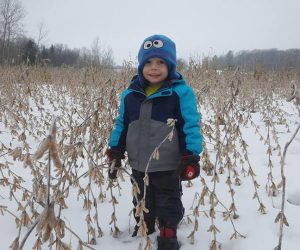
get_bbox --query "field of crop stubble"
[0,64,299,250]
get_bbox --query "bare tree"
[0,0,25,63]
[90,37,114,68]
[36,22,47,47]
[35,22,48,64]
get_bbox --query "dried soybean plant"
[183,66,298,249]
[274,80,300,250]
[188,69,248,249]
[16,119,96,250]
[0,66,126,249]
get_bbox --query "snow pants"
[131,169,184,229]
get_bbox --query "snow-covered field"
[1,76,300,250]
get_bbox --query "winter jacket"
[109,74,202,172]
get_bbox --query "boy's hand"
[105,149,125,180]
[176,155,200,181]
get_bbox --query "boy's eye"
[153,40,163,48]
[143,41,152,50]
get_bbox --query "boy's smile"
[142,57,168,85]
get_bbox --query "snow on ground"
[0,88,300,250]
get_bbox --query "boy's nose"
[150,63,159,69]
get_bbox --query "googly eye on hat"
[138,34,180,86]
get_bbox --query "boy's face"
[142,57,168,85]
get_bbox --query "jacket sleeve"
[174,85,203,156]
[108,89,129,153]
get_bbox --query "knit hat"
[138,34,179,86]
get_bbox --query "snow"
[1,84,300,250]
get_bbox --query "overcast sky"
[21,0,300,65]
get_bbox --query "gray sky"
[21,0,300,65]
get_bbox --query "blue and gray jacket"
[109,74,202,172]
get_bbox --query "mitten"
[105,149,125,180]
[176,155,200,181]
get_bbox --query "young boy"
[106,34,202,250]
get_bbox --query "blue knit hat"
[138,34,179,85]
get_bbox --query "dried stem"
[275,123,300,250]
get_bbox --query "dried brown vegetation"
[0,64,299,250]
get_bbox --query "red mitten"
[184,165,196,179]
[176,155,200,181]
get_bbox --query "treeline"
[1,0,300,70]
[4,36,300,70]
[2,32,300,70]
[1,36,115,68]
[204,49,300,71]
[21,38,115,68]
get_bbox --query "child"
[106,34,202,250]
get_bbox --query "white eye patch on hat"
[143,39,164,50]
